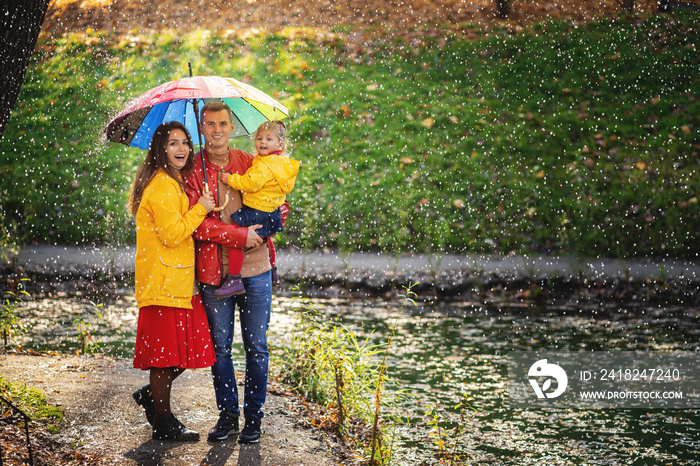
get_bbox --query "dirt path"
[0,353,340,465]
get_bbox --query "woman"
[128,121,216,441]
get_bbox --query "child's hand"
[219,171,230,184]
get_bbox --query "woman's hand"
[197,190,216,212]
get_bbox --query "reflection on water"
[17,291,700,465]
[312,298,700,465]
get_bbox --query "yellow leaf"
[635,161,647,170]
[400,157,413,164]
[453,199,466,209]
[535,171,545,179]
[681,125,691,135]
[420,117,435,129]
[366,83,378,91]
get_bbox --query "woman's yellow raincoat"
[135,170,208,309]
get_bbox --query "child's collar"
[259,150,283,156]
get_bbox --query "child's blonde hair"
[255,120,287,153]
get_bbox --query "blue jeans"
[200,271,272,420]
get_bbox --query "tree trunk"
[496,0,511,18]
[622,0,635,11]
[0,1,51,138]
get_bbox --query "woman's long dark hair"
[128,121,195,217]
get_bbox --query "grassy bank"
[1,13,698,258]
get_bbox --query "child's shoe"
[214,274,245,298]
[271,266,279,285]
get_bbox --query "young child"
[215,120,300,298]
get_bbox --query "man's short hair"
[201,100,233,122]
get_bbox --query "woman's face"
[255,129,283,156]
[165,129,190,171]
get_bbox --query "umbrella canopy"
[105,75,289,150]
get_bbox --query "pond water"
[14,289,700,465]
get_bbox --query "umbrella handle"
[204,182,230,212]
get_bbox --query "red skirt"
[133,294,216,370]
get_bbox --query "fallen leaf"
[420,117,435,128]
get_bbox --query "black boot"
[133,384,155,426]
[238,416,262,444]
[152,413,200,441]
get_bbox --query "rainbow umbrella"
[105,74,289,150]
[105,72,288,210]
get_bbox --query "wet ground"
[0,353,341,466]
[5,245,700,307]
[10,245,700,281]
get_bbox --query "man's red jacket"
[185,148,289,286]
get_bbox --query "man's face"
[200,109,234,152]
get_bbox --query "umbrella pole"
[191,98,207,187]
[188,63,229,212]
[189,63,208,188]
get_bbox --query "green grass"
[1,14,698,258]
[0,375,64,431]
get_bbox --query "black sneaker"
[133,384,155,426]
[238,417,262,444]
[207,411,239,441]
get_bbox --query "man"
[185,100,287,444]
